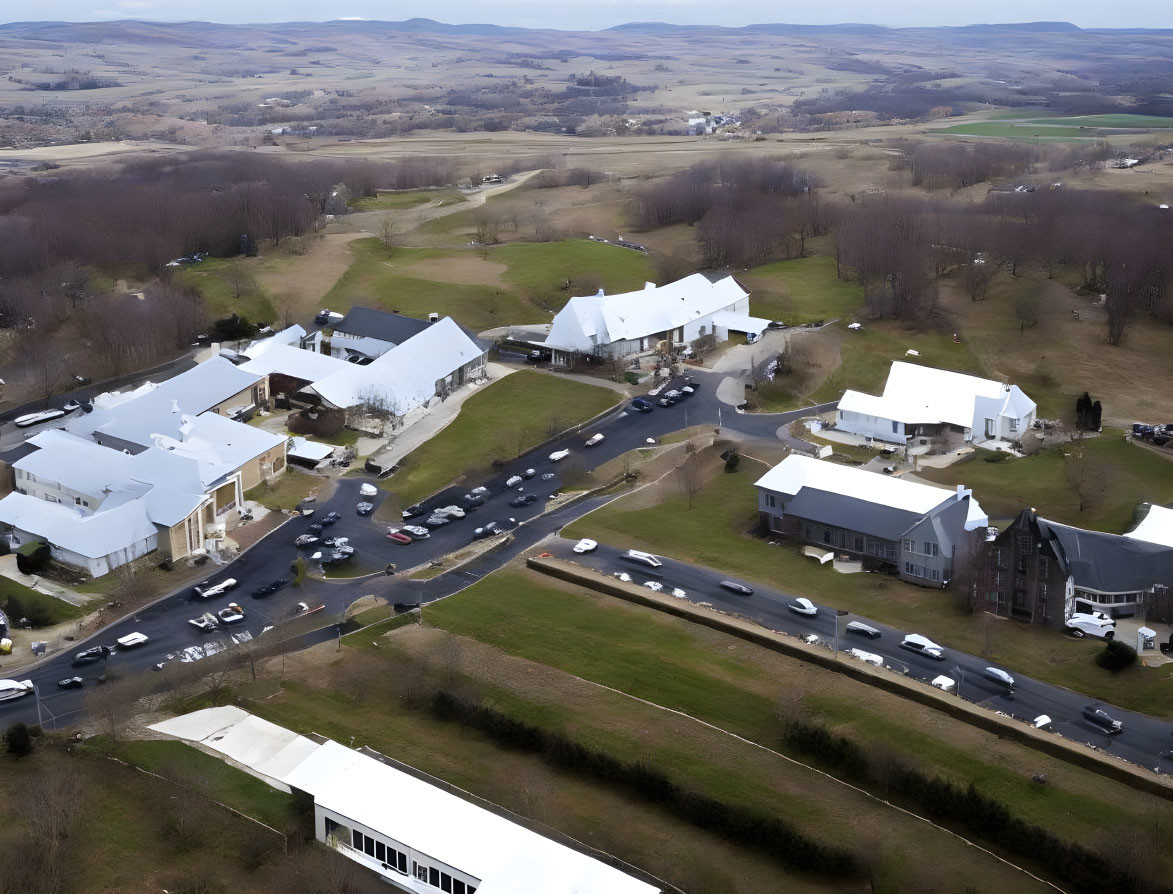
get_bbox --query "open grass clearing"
[173,257,278,324]
[739,254,864,324]
[383,370,617,505]
[933,123,1099,142]
[1022,114,1173,129]
[244,468,325,512]
[0,575,88,626]
[564,459,1173,718]
[351,189,467,212]
[919,432,1173,534]
[422,571,1171,878]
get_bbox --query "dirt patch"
[251,232,367,320]
[393,254,508,285]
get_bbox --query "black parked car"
[320,511,342,526]
[402,503,427,519]
[459,494,485,511]
[509,493,538,508]
[630,398,654,413]
[1082,704,1123,734]
[72,645,111,666]
[393,602,422,613]
[57,676,84,689]
[719,580,754,596]
[251,579,289,598]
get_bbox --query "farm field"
[384,369,618,505]
[563,454,1173,718]
[350,189,467,212]
[933,123,1099,142]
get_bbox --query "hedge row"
[780,718,1159,894]
[430,691,858,877]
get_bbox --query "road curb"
[526,556,1173,800]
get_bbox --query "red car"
[386,529,412,545]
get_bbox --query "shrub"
[15,541,50,574]
[4,722,33,756]
[724,452,741,472]
[1095,639,1137,672]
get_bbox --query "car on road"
[386,529,413,545]
[63,399,81,413]
[787,597,818,616]
[320,511,342,526]
[522,468,536,479]
[189,612,219,631]
[402,504,427,519]
[983,667,1015,689]
[680,385,697,396]
[849,649,884,667]
[57,676,84,690]
[356,502,374,516]
[72,645,111,666]
[506,474,524,488]
[459,493,485,511]
[719,580,753,596]
[657,395,676,408]
[436,505,466,519]
[622,549,662,568]
[630,398,654,413]
[469,486,490,497]
[612,571,633,583]
[402,525,430,539]
[251,579,288,598]
[549,449,571,462]
[643,580,664,592]
[393,602,422,613]
[116,632,149,649]
[1082,704,1124,734]
[218,603,245,624]
[540,472,556,481]
[0,679,34,702]
[584,433,605,448]
[424,514,452,528]
[572,538,597,554]
[308,522,324,533]
[295,534,319,547]
[473,522,502,539]
[899,633,945,660]
[193,578,238,600]
[509,493,538,507]
[845,621,881,639]
[73,373,92,385]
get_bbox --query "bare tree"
[378,214,395,253]
[676,441,703,510]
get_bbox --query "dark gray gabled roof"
[1039,517,1173,594]
[334,307,489,353]
[333,307,432,346]
[784,487,926,541]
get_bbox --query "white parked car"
[622,549,662,568]
[612,571,633,583]
[1065,612,1116,639]
[584,433,605,448]
[116,632,149,649]
[572,538,598,554]
[436,505,466,519]
[643,580,664,592]
[849,648,884,667]
[900,633,945,660]
[931,675,956,693]
[193,578,238,599]
[506,474,524,488]
[983,667,1015,689]
[670,588,687,599]
[0,678,34,702]
[786,597,818,616]
[549,448,571,462]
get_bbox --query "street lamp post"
[832,609,850,658]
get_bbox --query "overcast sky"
[3,0,1171,30]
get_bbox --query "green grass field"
[244,468,323,512]
[811,324,985,404]
[323,238,654,332]
[173,258,278,324]
[920,432,1173,533]
[934,123,1098,142]
[1020,114,1173,129]
[385,370,618,504]
[739,255,864,324]
[0,576,87,626]
[350,189,467,212]
[426,569,1171,859]
[564,463,1173,717]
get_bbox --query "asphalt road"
[539,538,1173,775]
[7,366,1169,778]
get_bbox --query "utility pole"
[833,609,849,659]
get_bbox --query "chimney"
[428,313,439,323]
[596,288,606,297]
[171,400,181,414]
[955,484,971,502]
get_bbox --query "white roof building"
[755,455,987,588]
[149,708,661,894]
[542,274,766,362]
[836,361,1036,446]
[1125,504,1173,549]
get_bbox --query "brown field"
[250,232,369,320]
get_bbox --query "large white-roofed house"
[755,455,988,587]
[835,361,1036,447]
[541,273,767,365]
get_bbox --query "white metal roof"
[544,274,748,351]
[238,342,352,381]
[287,436,335,462]
[708,311,772,335]
[243,324,307,358]
[755,454,975,516]
[310,316,484,411]
[149,706,321,793]
[1125,504,1173,549]
[0,491,158,559]
[283,739,659,894]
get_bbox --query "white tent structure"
[1124,504,1173,549]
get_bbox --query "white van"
[1065,612,1116,639]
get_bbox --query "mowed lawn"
[739,254,864,324]
[564,463,1173,717]
[350,189,467,211]
[426,569,1172,858]
[173,257,278,324]
[386,370,618,504]
[920,432,1173,533]
[323,238,654,331]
